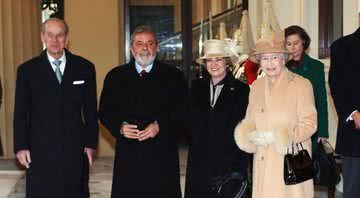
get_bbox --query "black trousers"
[342,156,360,198]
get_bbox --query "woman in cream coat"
[234,32,317,198]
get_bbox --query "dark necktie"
[140,69,147,77]
[53,60,62,83]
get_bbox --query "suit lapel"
[39,51,62,87]
[200,78,211,108]
[61,51,73,87]
[212,75,236,110]
[193,78,210,110]
[212,82,230,110]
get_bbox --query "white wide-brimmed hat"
[197,39,232,64]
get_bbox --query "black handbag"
[313,142,340,186]
[211,172,250,198]
[284,143,313,185]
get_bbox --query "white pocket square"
[73,80,85,85]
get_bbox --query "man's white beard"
[134,50,156,67]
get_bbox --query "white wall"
[65,0,123,156]
[343,0,359,36]
[249,0,319,57]
[249,0,359,58]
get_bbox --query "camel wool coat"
[235,69,317,198]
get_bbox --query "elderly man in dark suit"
[13,18,98,198]
[329,27,360,198]
[99,25,187,198]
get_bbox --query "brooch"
[288,74,295,82]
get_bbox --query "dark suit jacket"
[185,73,251,198]
[13,49,98,198]
[99,60,187,198]
[329,27,360,157]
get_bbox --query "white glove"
[248,131,274,146]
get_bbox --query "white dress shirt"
[135,61,153,74]
[47,51,66,75]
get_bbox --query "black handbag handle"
[287,142,305,154]
[317,141,339,161]
[321,141,335,153]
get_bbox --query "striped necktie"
[53,60,62,83]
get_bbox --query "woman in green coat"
[285,25,329,151]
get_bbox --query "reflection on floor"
[3,146,342,197]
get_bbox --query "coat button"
[261,156,264,160]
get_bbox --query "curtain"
[0,0,41,158]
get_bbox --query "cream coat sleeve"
[293,79,317,143]
[234,87,257,153]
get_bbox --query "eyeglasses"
[259,54,283,63]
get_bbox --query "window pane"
[128,0,183,69]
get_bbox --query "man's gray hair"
[130,25,157,45]
[41,17,69,35]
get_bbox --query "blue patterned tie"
[53,60,62,83]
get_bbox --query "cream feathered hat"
[198,39,241,65]
[249,31,290,63]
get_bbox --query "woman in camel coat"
[234,32,317,198]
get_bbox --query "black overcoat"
[98,61,187,198]
[329,27,360,157]
[13,50,99,198]
[185,74,252,198]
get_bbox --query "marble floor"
[2,146,342,198]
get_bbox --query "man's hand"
[121,123,140,139]
[16,150,31,169]
[84,147,95,167]
[138,122,160,141]
[352,111,360,129]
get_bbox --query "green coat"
[286,53,329,151]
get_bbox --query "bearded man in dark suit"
[13,18,98,198]
[99,25,187,198]
[329,27,360,198]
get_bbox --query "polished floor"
[2,146,342,198]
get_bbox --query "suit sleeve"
[98,71,123,139]
[82,63,99,149]
[154,69,188,143]
[293,79,318,143]
[238,84,250,121]
[329,40,356,122]
[312,63,329,138]
[172,70,189,129]
[13,65,30,153]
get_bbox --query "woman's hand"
[317,137,328,144]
